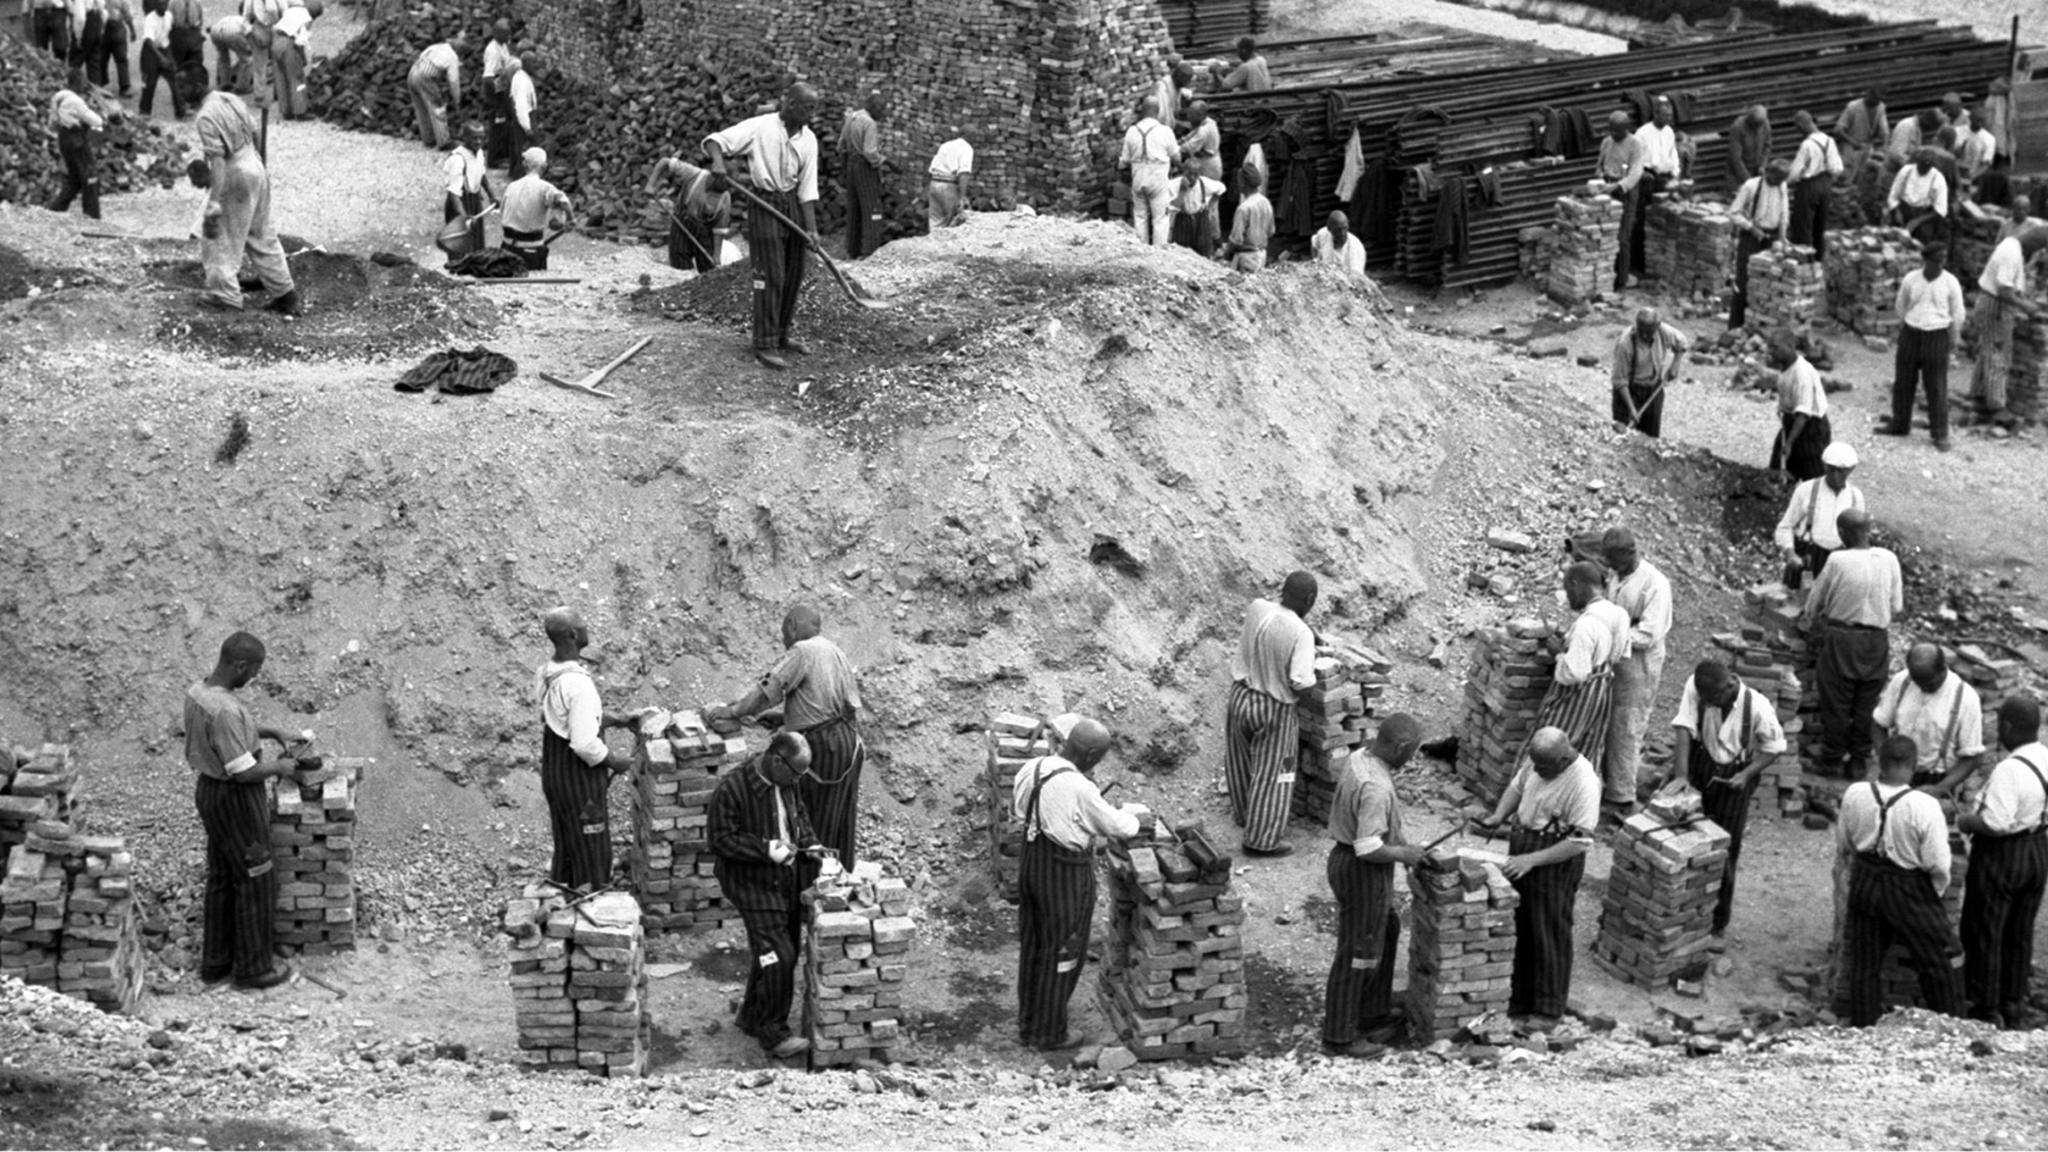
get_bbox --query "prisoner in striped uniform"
[1671,658,1788,935]
[1011,714,1155,1050]
[185,631,306,990]
[1956,697,2047,1028]
[710,731,828,1059]
[1837,736,1963,1026]
[704,83,822,371]
[1537,561,1629,800]
[710,605,866,869]
[1226,571,1319,858]
[1601,528,1672,816]
[838,92,887,258]
[1323,714,1433,1056]
[535,607,626,892]
[1873,642,1986,795]
[1480,727,1599,1030]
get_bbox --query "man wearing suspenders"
[1670,659,1788,935]
[1476,727,1600,1031]
[1873,642,1987,796]
[1010,714,1156,1051]
[1835,735,1963,1026]
[1957,697,2048,1028]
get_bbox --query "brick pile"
[270,759,365,953]
[984,712,1054,904]
[503,887,651,1077]
[1097,820,1247,1061]
[1644,196,1737,297]
[1544,194,1624,305]
[1404,848,1520,1040]
[630,709,747,932]
[1518,224,1556,286]
[1743,244,1825,333]
[1455,619,1556,800]
[1944,642,2030,732]
[0,826,145,1014]
[2003,313,2047,421]
[802,860,913,1068]
[0,745,80,855]
[1822,226,1918,339]
[1712,586,1814,816]
[1292,637,1393,824]
[1592,812,1731,989]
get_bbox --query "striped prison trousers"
[1323,845,1399,1045]
[1016,835,1096,1048]
[1507,825,1586,1018]
[1225,680,1299,852]
[736,898,804,1048]
[195,774,278,982]
[1960,830,2047,1021]
[1535,668,1612,783]
[1693,765,1764,935]
[540,726,612,890]
[1842,851,1963,1026]
[746,186,807,351]
[797,716,865,871]
[842,154,885,258]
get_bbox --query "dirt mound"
[0,244,98,300]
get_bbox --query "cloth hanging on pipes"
[1435,174,1470,267]
[1621,88,1654,123]
[1324,90,1350,144]
[1273,117,1318,237]
[1664,90,1700,125]
[1353,158,1397,258]
[1537,105,1595,159]
[1475,170,1503,208]
[1389,106,1452,163]
[1410,163,1441,197]
[1335,127,1364,202]
[395,347,519,395]
[445,247,531,279]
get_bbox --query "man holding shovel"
[704,82,822,371]
[645,151,732,273]
[1608,306,1689,438]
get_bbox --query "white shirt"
[1607,561,1673,670]
[1730,176,1789,234]
[705,112,820,202]
[443,145,487,197]
[1778,356,1827,419]
[273,2,308,45]
[414,41,460,87]
[535,660,606,766]
[1311,228,1366,279]
[1119,117,1180,193]
[1894,268,1966,333]
[1980,236,2027,297]
[1805,547,1905,630]
[1672,679,1788,765]
[1887,165,1949,216]
[1232,598,1315,703]
[929,137,974,179]
[1960,126,1997,177]
[501,172,569,233]
[1555,599,1631,684]
[482,38,510,79]
[1872,670,1985,777]
[1633,122,1680,175]
[1500,756,1601,842]
[1011,756,1140,852]
[1974,743,2048,835]
[1836,780,1952,895]
[49,88,104,130]
[1786,130,1844,182]
[507,69,535,129]
[1774,477,1865,551]
[139,8,168,46]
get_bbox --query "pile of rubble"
[630,710,747,931]
[503,887,651,1077]
[1405,849,1520,1040]
[1097,819,1246,1061]
[1822,226,1918,340]
[802,860,914,1068]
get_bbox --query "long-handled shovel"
[723,180,887,310]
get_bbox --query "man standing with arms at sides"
[1670,658,1788,936]
[709,732,830,1060]
[185,631,306,991]
[1956,697,2047,1028]
[1118,96,1179,248]
[1594,110,1644,292]
[407,28,464,151]
[838,91,887,258]
[1609,307,1688,438]
[704,82,822,372]
[1837,736,1963,1025]
[1785,109,1845,255]
[1628,96,1681,278]
[1323,714,1431,1056]
[1477,728,1600,1031]
[1601,527,1671,820]
[1012,715,1155,1051]
[1882,243,1965,451]
[1220,162,1273,272]
[707,605,865,869]
[503,54,536,178]
[481,19,513,167]
[1802,510,1902,779]
[1773,442,1863,588]
[1873,642,1986,796]
[1538,561,1631,802]
[1226,571,1318,858]
[1725,160,1789,330]
[534,607,629,892]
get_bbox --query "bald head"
[1140,94,1161,119]
[1905,642,1945,692]
[1280,570,1319,617]
[1529,727,1576,777]
[781,604,823,648]
[1058,716,1113,772]
[1836,509,1872,548]
[1372,713,1422,769]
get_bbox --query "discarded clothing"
[445,247,530,279]
[395,347,519,395]
[1435,174,1470,267]
[1334,127,1364,201]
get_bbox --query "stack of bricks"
[1404,849,1520,1040]
[0,837,65,988]
[630,709,747,932]
[503,887,651,1077]
[802,860,913,1068]
[1544,194,1624,305]
[1743,243,1825,334]
[1712,590,1813,816]
[2003,311,2048,421]
[1948,212,2009,289]
[0,824,144,1014]
[1519,224,1556,287]
[984,712,1054,903]
[270,759,364,953]
[1591,811,1731,989]
[1291,636,1393,823]
[1644,196,1737,298]
[1945,643,2030,735]
[0,745,79,855]
[1097,820,1247,1060]
[1455,619,1556,800]
[1822,226,1918,339]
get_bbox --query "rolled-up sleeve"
[1077,784,1141,841]
[558,674,608,766]
[210,706,260,777]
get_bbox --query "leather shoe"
[1873,421,1909,437]
[1934,437,1953,452]
[768,1036,811,1059]
[265,289,303,317]
[1242,842,1294,858]
[754,349,789,370]
[1322,1038,1388,1059]
[234,967,292,991]
[1034,1030,1088,1052]
[779,339,811,356]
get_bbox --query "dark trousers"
[1843,853,1962,1026]
[1771,411,1831,481]
[736,899,802,1046]
[746,187,807,351]
[1627,171,1668,275]
[506,119,530,180]
[504,226,548,272]
[443,189,485,253]
[1815,623,1890,775]
[1892,326,1953,442]
[1017,836,1095,1048]
[1508,828,1584,1018]
[33,6,69,58]
[47,128,101,220]
[196,775,278,982]
[485,84,511,168]
[1693,765,1763,933]
[797,717,864,870]
[1612,184,1639,289]
[1224,681,1300,852]
[1729,230,1766,328]
[842,155,885,259]
[1612,382,1664,438]
[1323,846,1399,1044]
[1960,831,2047,1020]
[72,10,102,75]
[96,20,131,91]
[169,23,206,83]
[1790,176,1831,255]
[540,726,611,889]
[667,211,720,272]
[140,41,187,117]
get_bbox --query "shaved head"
[1564,560,1605,609]
[1879,735,1919,782]
[1280,570,1319,616]
[1529,727,1576,777]
[2000,696,2041,748]
[1372,713,1422,768]
[1060,716,1113,772]
[212,631,266,690]
[1836,509,1872,547]
[543,607,586,642]
[1905,642,1945,691]
[781,604,823,648]
[1601,526,1639,575]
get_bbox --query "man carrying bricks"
[1536,561,1630,817]
[535,607,631,892]
[1226,571,1319,858]
[1956,696,2047,1029]
[1802,510,1902,779]
[1670,658,1788,936]
[1837,735,1963,1025]
[1601,527,1672,820]
[1011,714,1155,1051]
[1873,642,1986,797]
[184,631,310,991]
[706,82,823,371]
[1476,727,1600,1031]
[708,604,866,869]
[1322,713,1433,1056]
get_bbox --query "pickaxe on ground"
[538,336,653,400]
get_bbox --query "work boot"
[265,289,303,317]
[1322,1038,1388,1059]
[754,349,789,370]
[767,1036,810,1059]
[1033,1030,1088,1052]
[1241,842,1293,859]
[779,338,810,356]
[234,967,292,991]
[1873,420,1909,437]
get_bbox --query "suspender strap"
[1023,758,1076,840]
[1868,782,1912,864]
[2012,751,2048,834]
[1936,680,1966,768]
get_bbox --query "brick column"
[984,712,1053,904]
[1592,814,1731,988]
[504,887,650,1076]
[803,862,913,1068]
[1096,822,1247,1060]
[1544,195,1623,305]
[1644,198,1737,298]
[1822,226,1916,339]
[1404,850,1520,1041]
[1744,244,1825,334]
[631,709,747,931]
[1291,638,1390,825]
[271,759,364,953]
[1457,620,1555,800]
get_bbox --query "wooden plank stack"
[1591,812,1731,988]
[984,712,1054,905]
[1743,243,1825,333]
[0,827,144,1015]
[1544,194,1624,305]
[1643,196,1737,298]
[1405,849,1520,1040]
[1456,620,1556,800]
[630,709,746,932]
[802,859,913,1069]
[270,759,365,954]
[1292,638,1393,823]
[503,887,651,1077]
[0,745,79,855]
[1822,226,1918,339]
[1097,820,1247,1061]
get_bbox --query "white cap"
[1822,442,1858,468]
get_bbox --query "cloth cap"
[522,147,546,170]
[1821,442,1858,469]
